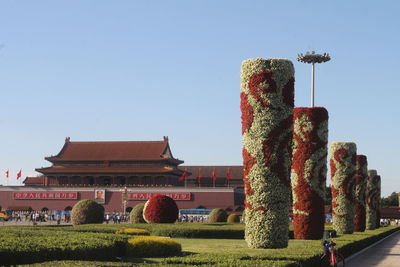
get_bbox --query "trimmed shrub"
[129,202,146,224]
[227,214,240,223]
[291,107,328,240]
[115,228,150,236]
[354,155,368,232]
[125,236,181,257]
[240,58,294,248]
[208,208,228,223]
[143,195,178,223]
[330,142,357,234]
[0,228,127,265]
[71,199,104,225]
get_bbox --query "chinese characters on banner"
[128,192,191,201]
[13,192,78,200]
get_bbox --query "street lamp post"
[297,51,331,107]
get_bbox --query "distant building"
[0,137,244,213]
[32,136,185,187]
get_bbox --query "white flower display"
[330,142,357,234]
[240,58,294,248]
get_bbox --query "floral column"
[330,142,357,234]
[375,175,381,228]
[240,58,294,248]
[291,107,328,239]
[354,155,368,232]
[366,170,378,230]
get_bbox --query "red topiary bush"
[143,195,178,223]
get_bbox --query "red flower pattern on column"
[291,107,328,240]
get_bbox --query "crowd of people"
[2,210,70,224]
[178,215,208,223]
[104,213,129,223]
[1,210,133,224]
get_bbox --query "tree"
[381,192,399,208]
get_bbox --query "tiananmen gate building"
[0,137,245,213]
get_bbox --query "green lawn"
[4,224,399,267]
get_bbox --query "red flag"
[226,170,232,180]
[178,171,187,182]
[197,169,201,184]
[16,170,22,179]
[5,169,9,178]
[212,170,217,182]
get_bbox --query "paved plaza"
[346,231,400,267]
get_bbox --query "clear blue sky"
[0,1,398,197]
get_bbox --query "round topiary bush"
[143,195,179,223]
[208,208,228,223]
[71,199,104,225]
[130,202,146,224]
[126,236,181,257]
[227,214,240,223]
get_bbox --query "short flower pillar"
[354,155,368,232]
[366,170,379,230]
[330,142,357,234]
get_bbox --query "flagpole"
[213,168,215,188]
[227,168,230,188]
[198,168,201,188]
[184,168,187,188]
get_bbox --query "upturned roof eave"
[35,167,185,176]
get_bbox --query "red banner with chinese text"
[128,192,191,201]
[13,192,78,200]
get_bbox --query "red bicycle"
[320,239,345,267]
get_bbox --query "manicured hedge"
[37,223,294,239]
[126,236,182,257]
[115,228,150,236]
[20,261,137,267]
[0,228,126,265]
[334,226,399,258]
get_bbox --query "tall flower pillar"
[240,58,294,248]
[330,142,357,234]
[291,107,328,239]
[354,155,368,232]
[375,175,381,228]
[366,170,378,230]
